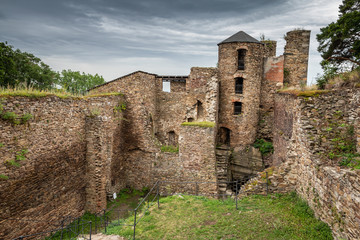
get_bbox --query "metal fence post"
[157,182,160,209]
[195,182,199,196]
[60,219,64,240]
[103,209,107,233]
[235,180,238,210]
[89,221,92,240]
[133,209,137,240]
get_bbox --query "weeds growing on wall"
[254,139,274,156]
[160,145,179,153]
[316,110,360,169]
[181,121,215,128]
[0,174,9,180]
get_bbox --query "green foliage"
[316,64,338,89]
[0,42,59,89]
[106,193,333,239]
[5,159,20,167]
[0,174,9,180]
[21,113,33,124]
[1,111,20,124]
[181,121,215,128]
[161,145,179,153]
[317,0,360,71]
[58,69,105,95]
[253,139,274,156]
[113,102,126,113]
[0,142,4,148]
[16,149,28,161]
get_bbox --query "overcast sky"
[1,0,342,85]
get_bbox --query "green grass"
[0,174,9,180]
[181,121,215,128]
[105,193,333,240]
[160,145,179,153]
[0,87,122,99]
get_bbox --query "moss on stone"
[181,121,215,128]
[0,87,122,99]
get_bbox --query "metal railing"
[11,177,267,240]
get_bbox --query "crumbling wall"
[258,55,284,143]
[0,95,123,239]
[243,89,360,239]
[284,30,311,87]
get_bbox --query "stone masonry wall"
[0,94,123,239]
[258,55,284,142]
[284,30,311,87]
[218,42,264,147]
[243,90,360,240]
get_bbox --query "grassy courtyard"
[105,192,333,240]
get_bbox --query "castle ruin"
[1,29,360,240]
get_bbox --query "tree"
[58,69,105,94]
[317,0,360,71]
[0,42,59,89]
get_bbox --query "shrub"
[253,139,274,156]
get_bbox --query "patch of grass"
[181,121,215,128]
[0,142,4,148]
[0,86,122,99]
[84,92,123,98]
[0,174,9,180]
[106,193,333,240]
[278,88,330,97]
[160,145,179,153]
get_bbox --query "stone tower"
[283,30,311,87]
[217,31,264,147]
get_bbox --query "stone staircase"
[215,145,232,196]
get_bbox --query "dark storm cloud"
[0,0,342,82]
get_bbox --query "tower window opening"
[234,102,242,115]
[237,49,246,70]
[235,77,244,94]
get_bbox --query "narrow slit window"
[237,49,246,70]
[235,77,243,94]
[234,102,242,115]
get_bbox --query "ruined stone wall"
[261,40,277,58]
[0,95,123,239]
[244,90,360,239]
[258,56,284,142]
[284,30,311,87]
[185,67,219,123]
[156,92,187,145]
[90,72,160,190]
[218,42,264,147]
[170,81,186,92]
[177,125,217,194]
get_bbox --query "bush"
[253,139,274,156]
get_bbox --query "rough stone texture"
[0,95,123,240]
[261,40,277,58]
[177,125,217,195]
[242,89,360,240]
[258,56,284,142]
[284,30,311,87]
[218,42,264,147]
